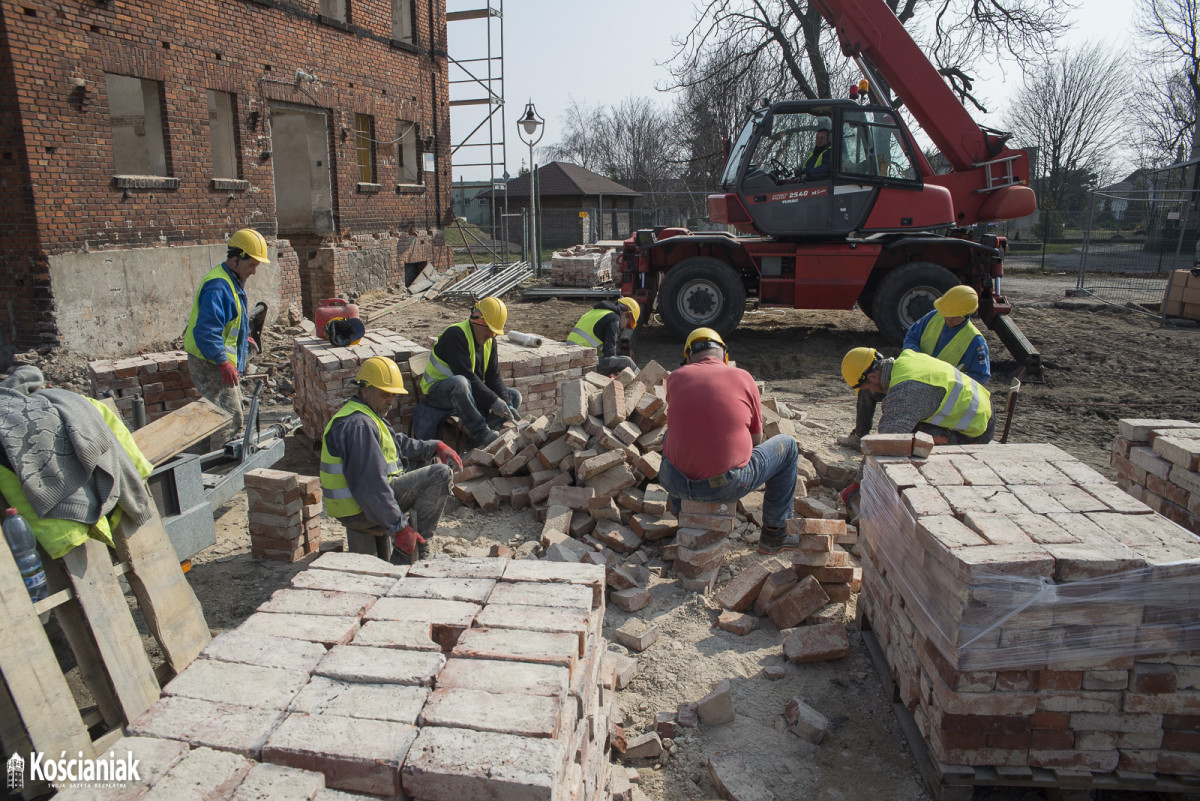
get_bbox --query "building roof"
[484,162,642,199]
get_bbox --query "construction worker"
[839,284,990,450]
[840,347,994,446]
[321,357,463,565]
[658,329,801,555]
[419,296,521,448]
[183,228,270,437]
[567,297,640,375]
[798,127,832,182]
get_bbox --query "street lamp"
[517,101,545,274]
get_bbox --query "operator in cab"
[796,127,832,182]
[839,285,990,451]
[567,298,640,376]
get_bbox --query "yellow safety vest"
[0,398,153,559]
[320,400,402,519]
[567,308,616,352]
[889,350,991,438]
[919,315,982,370]
[183,264,244,369]
[419,320,494,395]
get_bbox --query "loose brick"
[715,562,770,612]
[785,698,829,743]
[766,576,830,630]
[782,622,849,663]
[614,619,660,652]
[717,611,758,636]
[610,587,651,612]
[696,678,735,724]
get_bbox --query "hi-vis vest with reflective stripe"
[567,308,616,352]
[320,400,402,519]
[919,315,982,370]
[890,349,991,437]
[183,264,244,369]
[419,320,494,395]
[0,398,153,560]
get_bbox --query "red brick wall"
[0,0,451,349]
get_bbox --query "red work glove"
[394,525,425,556]
[217,361,239,387]
[435,441,463,470]
[248,336,259,353]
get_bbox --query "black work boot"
[757,524,800,555]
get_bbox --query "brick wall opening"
[105,73,168,176]
[404,260,427,287]
[206,90,239,180]
[270,104,335,238]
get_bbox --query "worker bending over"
[321,357,462,565]
[840,285,990,450]
[840,347,994,446]
[183,229,270,438]
[420,297,522,447]
[657,329,801,555]
[567,297,640,376]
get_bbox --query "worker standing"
[321,357,462,565]
[419,297,521,448]
[658,329,801,555]
[840,347,994,446]
[567,297,640,375]
[839,285,990,450]
[183,229,270,437]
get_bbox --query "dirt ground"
[22,271,1200,801]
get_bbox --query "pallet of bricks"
[551,246,614,287]
[1162,269,1200,321]
[87,350,201,425]
[55,554,622,801]
[1110,417,1200,535]
[856,433,1200,798]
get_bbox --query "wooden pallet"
[858,611,1200,801]
[0,504,210,798]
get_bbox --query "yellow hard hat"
[617,297,641,327]
[227,228,271,264]
[356,356,407,394]
[841,347,880,389]
[473,296,507,335]
[684,327,727,362]
[933,285,979,318]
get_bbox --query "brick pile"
[858,437,1200,777]
[246,469,323,562]
[118,554,619,800]
[1110,418,1200,535]
[493,337,598,420]
[87,351,200,425]
[550,247,613,287]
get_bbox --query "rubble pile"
[859,438,1200,776]
[93,554,620,801]
[1110,417,1200,535]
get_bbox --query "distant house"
[484,162,642,248]
[1097,170,1153,221]
[452,180,497,229]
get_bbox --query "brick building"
[0,0,452,357]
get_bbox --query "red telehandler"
[618,0,1042,377]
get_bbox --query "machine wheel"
[872,261,959,344]
[657,257,747,338]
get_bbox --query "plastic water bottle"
[3,508,48,602]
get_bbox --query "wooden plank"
[114,505,211,672]
[0,680,50,799]
[61,539,159,722]
[0,540,94,761]
[132,398,231,466]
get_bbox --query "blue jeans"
[425,375,521,442]
[658,434,798,529]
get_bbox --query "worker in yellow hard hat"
[321,356,463,565]
[567,297,641,376]
[183,228,271,439]
[839,346,994,446]
[658,329,801,556]
[419,296,521,447]
[839,284,991,450]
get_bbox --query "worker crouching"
[657,329,801,555]
[567,297,640,376]
[321,357,463,565]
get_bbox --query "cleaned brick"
[289,676,429,724]
[263,714,417,797]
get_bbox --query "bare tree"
[542,100,606,173]
[1133,0,1199,171]
[1004,42,1131,215]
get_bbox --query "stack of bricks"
[1110,418,1200,535]
[115,554,618,801]
[290,328,424,440]
[858,435,1200,778]
[246,469,322,562]
[493,337,598,419]
[87,350,200,425]
[550,248,613,287]
[672,500,737,593]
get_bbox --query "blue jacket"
[903,310,990,384]
[192,265,249,369]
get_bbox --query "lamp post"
[517,101,545,275]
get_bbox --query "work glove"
[217,361,239,387]
[248,336,259,355]
[490,397,519,425]
[435,441,463,470]
[393,525,425,556]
